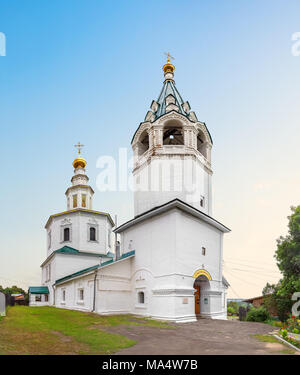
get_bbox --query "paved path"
[110,319,298,355]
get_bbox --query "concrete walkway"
[110,319,298,355]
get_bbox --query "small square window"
[35,294,41,302]
[200,195,205,208]
[202,247,206,256]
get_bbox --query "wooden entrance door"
[195,285,200,315]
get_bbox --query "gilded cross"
[74,141,84,155]
[164,52,175,64]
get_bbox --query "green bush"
[246,307,270,322]
[281,329,288,339]
[227,301,239,314]
[227,306,235,315]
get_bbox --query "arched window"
[64,227,70,242]
[197,131,207,158]
[163,120,184,145]
[138,130,149,156]
[90,227,96,241]
[81,194,86,208]
[138,291,145,304]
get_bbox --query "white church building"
[29,58,230,322]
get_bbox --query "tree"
[0,285,26,296]
[263,206,300,321]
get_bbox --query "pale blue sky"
[1,0,300,297]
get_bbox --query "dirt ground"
[108,318,298,355]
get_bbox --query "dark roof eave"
[40,246,113,267]
[115,198,230,234]
[28,286,49,294]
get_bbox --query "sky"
[1,0,300,298]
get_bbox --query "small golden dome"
[163,52,175,75]
[73,142,86,169]
[73,155,87,169]
[163,63,175,74]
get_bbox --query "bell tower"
[132,57,213,217]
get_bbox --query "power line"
[224,260,281,274]
[223,266,262,288]
[228,285,241,299]
[223,261,281,277]
[224,263,280,283]
[230,268,281,278]
[225,256,278,267]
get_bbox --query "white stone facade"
[45,210,113,257]
[132,111,213,217]
[30,61,230,322]
[115,200,229,322]
[29,293,49,307]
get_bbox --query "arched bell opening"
[138,130,149,156]
[163,120,184,145]
[197,130,208,158]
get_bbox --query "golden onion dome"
[163,52,175,75]
[163,62,175,74]
[73,155,87,169]
[73,142,86,169]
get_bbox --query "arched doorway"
[193,269,212,316]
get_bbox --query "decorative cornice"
[152,288,195,296]
[65,185,94,195]
[45,208,114,228]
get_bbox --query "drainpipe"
[115,241,120,261]
[92,271,97,312]
[52,284,56,306]
[114,214,119,261]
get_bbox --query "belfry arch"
[138,129,149,156]
[163,119,184,145]
[197,129,208,158]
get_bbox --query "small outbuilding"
[243,294,277,316]
[11,294,26,305]
[28,286,49,306]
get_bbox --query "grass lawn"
[0,306,174,355]
[251,334,296,354]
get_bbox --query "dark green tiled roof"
[154,80,187,120]
[56,246,113,257]
[120,250,135,259]
[55,250,135,285]
[29,286,49,294]
[55,264,99,285]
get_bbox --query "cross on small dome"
[72,142,86,169]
